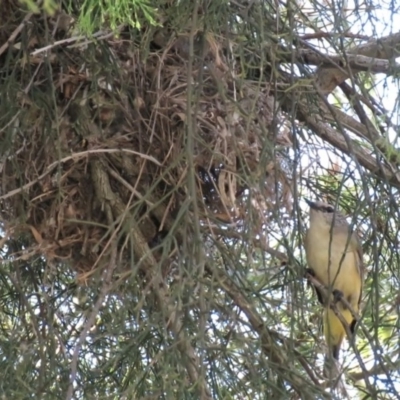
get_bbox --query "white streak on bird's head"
[305,199,348,229]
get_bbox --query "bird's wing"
[351,230,364,307]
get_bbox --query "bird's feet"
[332,289,344,303]
[349,318,357,334]
[305,268,315,277]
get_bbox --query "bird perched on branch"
[304,199,363,372]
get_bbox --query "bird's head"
[305,199,347,228]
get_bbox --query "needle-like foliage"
[0,0,399,398]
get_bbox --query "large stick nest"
[0,11,292,280]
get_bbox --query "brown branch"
[299,31,369,41]
[90,160,212,397]
[339,81,398,134]
[119,210,213,399]
[30,29,118,56]
[321,104,379,142]
[0,12,34,57]
[153,282,213,400]
[352,31,400,60]
[90,158,212,398]
[0,149,161,201]
[66,237,118,400]
[311,30,400,94]
[206,263,325,398]
[348,358,400,382]
[338,82,382,139]
[297,103,400,188]
[208,227,288,263]
[296,49,399,74]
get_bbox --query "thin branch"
[297,103,400,188]
[311,30,400,94]
[65,238,118,400]
[30,28,123,56]
[295,48,400,74]
[113,200,213,399]
[206,263,328,398]
[0,12,34,57]
[0,148,161,201]
[349,358,400,382]
[299,31,369,41]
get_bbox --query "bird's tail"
[323,307,354,379]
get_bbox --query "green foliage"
[1,0,400,398]
[20,0,159,31]
[20,0,58,14]
[74,0,159,33]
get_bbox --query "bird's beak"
[304,198,318,210]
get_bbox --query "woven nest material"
[0,24,292,280]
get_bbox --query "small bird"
[304,199,363,367]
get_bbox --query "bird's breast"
[305,227,361,305]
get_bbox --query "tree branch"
[206,263,327,398]
[312,30,400,94]
[297,103,400,188]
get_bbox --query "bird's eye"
[325,206,334,213]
